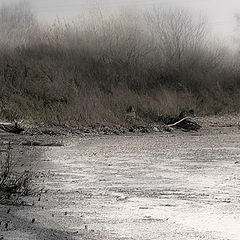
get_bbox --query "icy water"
[31,132,240,240]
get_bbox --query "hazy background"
[1,0,240,123]
[0,0,239,48]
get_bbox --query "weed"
[0,142,33,202]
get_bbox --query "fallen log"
[167,117,191,127]
[20,141,63,147]
[167,117,201,131]
[0,122,24,134]
[165,109,201,131]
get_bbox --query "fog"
[0,0,240,40]
[0,0,240,124]
[0,0,239,47]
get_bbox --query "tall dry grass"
[0,1,240,125]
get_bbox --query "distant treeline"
[0,1,240,125]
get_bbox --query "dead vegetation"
[0,122,24,134]
[0,2,240,126]
[0,142,33,204]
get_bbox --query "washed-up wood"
[20,141,63,147]
[167,117,201,131]
[0,122,24,134]
[166,110,201,131]
[168,117,191,127]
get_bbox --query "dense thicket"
[0,1,240,125]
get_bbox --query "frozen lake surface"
[1,123,240,240]
[33,132,240,240]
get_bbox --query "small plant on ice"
[0,142,33,202]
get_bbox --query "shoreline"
[1,114,239,138]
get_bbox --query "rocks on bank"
[0,111,202,138]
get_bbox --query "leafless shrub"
[0,2,240,124]
[0,143,33,200]
[0,0,37,48]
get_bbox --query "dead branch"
[167,117,192,127]
[0,122,24,134]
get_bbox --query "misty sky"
[1,0,240,47]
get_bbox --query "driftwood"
[20,141,63,147]
[167,117,191,127]
[0,122,24,134]
[166,110,201,132]
[167,117,201,131]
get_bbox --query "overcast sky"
[1,0,240,47]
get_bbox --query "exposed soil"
[0,115,240,240]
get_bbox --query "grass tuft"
[0,142,33,201]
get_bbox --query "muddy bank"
[0,114,239,146]
[0,115,240,240]
[0,109,206,140]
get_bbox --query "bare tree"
[147,9,205,65]
[0,0,37,47]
